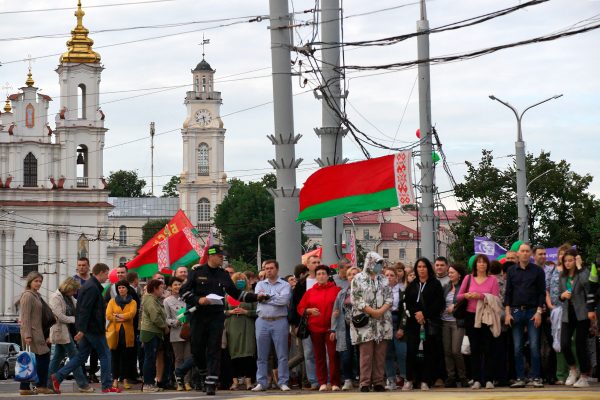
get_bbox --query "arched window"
[198,143,209,176]
[76,144,88,187]
[78,84,86,119]
[23,152,37,187]
[119,225,127,246]
[119,257,127,267]
[23,238,39,277]
[197,198,211,222]
[202,77,207,92]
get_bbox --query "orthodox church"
[0,2,228,317]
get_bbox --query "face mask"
[235,280,246,290]
[373,262,383,275]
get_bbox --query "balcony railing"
[76,177,88,187]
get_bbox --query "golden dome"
[60,1,101,64]
[25,70,35,87]
[3,98,11,113]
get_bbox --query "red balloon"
[108,268,119,284]
[416,128,421,138]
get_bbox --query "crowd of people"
[16,242,600,395]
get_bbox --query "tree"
[449,150,599,263]
[107,170,147,197]
[162,176,181,198]
[214,176,276,264]
[140,218,170,249]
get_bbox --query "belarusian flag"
[127,226,203,278]
[138,209,195,254]
[297,151,415,221]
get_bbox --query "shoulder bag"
[40,297,56,339]
[452,276,471,320]
[296,311,310,339]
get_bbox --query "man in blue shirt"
[504,243,546,388]
[252,259,292,392]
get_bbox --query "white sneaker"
[485,381,494,389]
[251,384,266,392]
[420,382,429,391]
[331,385,340,391]
[385,378,397,390]
[319,384,328,391]
[565,369,579,386]
[401,381,413,391]
[279,384,291,391]
[573,377,589,388]
[471,381,481,389]
[342,380,353,391]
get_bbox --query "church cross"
[2,82,12,97]
[24,54,35,72]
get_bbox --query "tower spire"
[2,82,11,112]
[24,54,35,87]
[60,1,101,64]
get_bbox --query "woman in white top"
[164,277,191,391]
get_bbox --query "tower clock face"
[194,109,212,126]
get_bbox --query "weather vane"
[200,34,210,59]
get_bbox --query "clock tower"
[179,58,228,232]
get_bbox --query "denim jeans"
[511,308,541,379]
[255,318,290,387]
[339,324,356,381]
[48,341,89,388]
[55,333,112,390]
[142,335,160,385]
[385,337,407,380]
[302,336,318,385]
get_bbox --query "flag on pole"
[297,152,414,221]
[349,230,357,267]
[157,224,172,275]
[138,210,195,255]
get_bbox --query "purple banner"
[474,236,508,260]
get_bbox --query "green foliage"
[107,170,147,197]
[450,150,599,263]
[229,257,258,275]
[161,175,181,198]
[214,178,276,264]
[141,218,170,249]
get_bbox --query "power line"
[0,0,178,15]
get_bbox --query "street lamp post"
[488,94,563,243]
[257,227,275,270]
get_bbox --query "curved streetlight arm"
[489,95,519,120]
[521,94,563,119]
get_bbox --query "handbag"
[105,323,118,350]
[180,322,191,341]
[351,313,370,328]
[40,297,56,339]
[461,335,471,355]
[14,346,37,382]
[452,276,472,320]
[296,311,310,339]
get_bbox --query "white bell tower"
[179,56,228,231]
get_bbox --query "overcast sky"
[1,0,599,210]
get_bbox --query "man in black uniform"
[180,244,268,395]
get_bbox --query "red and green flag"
[138,209,195,255]
[297,151,415,221]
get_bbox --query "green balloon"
[432,151,441,163]
[510,240,523,252]
[468,254,476,272]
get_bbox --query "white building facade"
[0,3,111,317]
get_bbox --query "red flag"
[198,230,213,265]
[138,210,194,254]
[301,247,322,265]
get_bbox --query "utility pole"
[150,121,155,196]
[489,94,563,243]
[316,0,347,265]
[417,0,435,261]
[267,0,302,276]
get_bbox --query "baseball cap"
[207,244,226,256]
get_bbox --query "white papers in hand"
[206,294,224,305]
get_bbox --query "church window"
[119,225,127,246]
[198,143,209,176]
[202,77,207,92]
[23,152,37,187]
[197,198,211,223]
[78,84,87,119]
[195,77,200,93]
[23,238,39,277]
[25,104,35,128]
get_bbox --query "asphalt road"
[0,380,599,400]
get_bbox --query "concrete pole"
[488,94,562,243]
[316,0,346,265]
[267,0,302,276]
[417,0,436,261]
